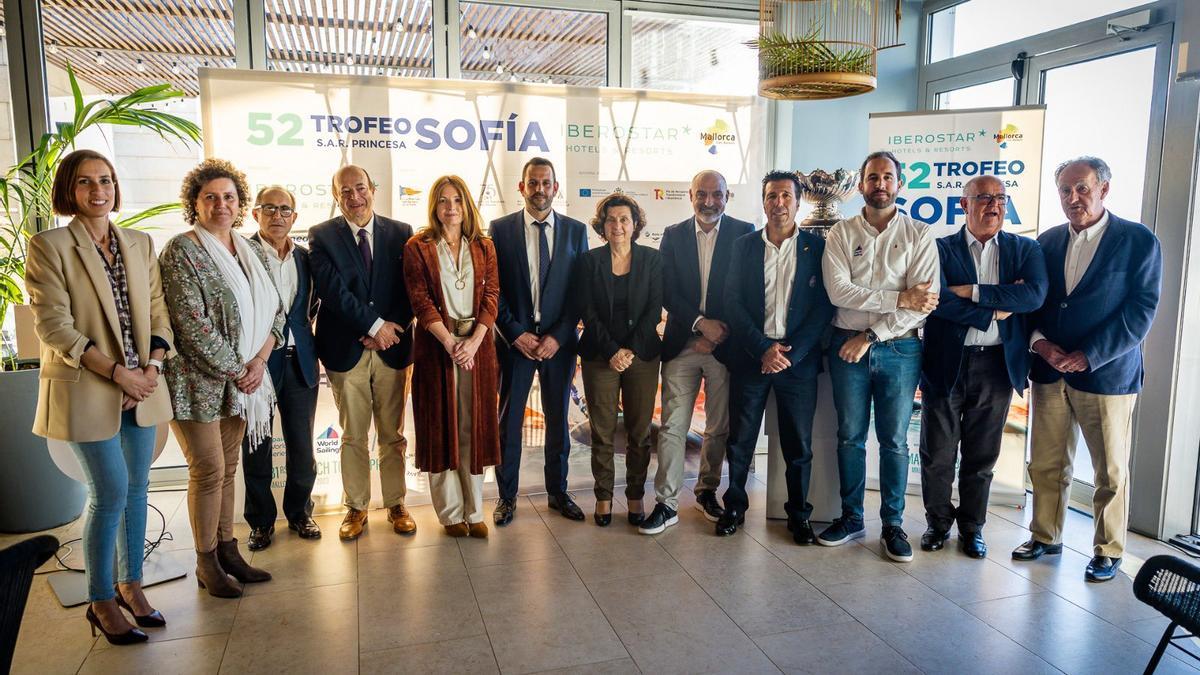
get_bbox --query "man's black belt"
[963,344,1004,354]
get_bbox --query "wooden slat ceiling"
[32,1,751,96]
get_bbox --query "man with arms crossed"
[640,170,753,534]
[716,170,833,540]
[1013,156,1161,582]
[491,158,590,525]
[918,175,1047,559]
[308,165,416,540]
[820,151,940,562]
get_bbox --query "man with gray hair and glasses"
[1012,156,1162,583]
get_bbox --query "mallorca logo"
[700,119,737,155]
[993,123,1024,149]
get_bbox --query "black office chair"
[1133,554,1200,673]
[0,535,58,673]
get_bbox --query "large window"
[928,0,1150,63]
[630,14,758,96]
[459,2,607,85]
[266,0,434,77]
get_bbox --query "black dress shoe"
[247,525,274,551]
[1085,556,1122,583]
[288,517,322,539]
[959,532,987,559]
[715,510,745,536]
[1011,539,1063,561]
[548,493,586,521]
[920,526,951,551]
[493,498,516,526]
[789,518,816,545]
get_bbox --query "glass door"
[1023,26,1172,496]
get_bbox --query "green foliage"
[0,63,200,366]
[750,24,875,77]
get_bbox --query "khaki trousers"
[581,356,660,502]
[172,417,248,553]
[1028,380,1137,557]
[655,345,730,509]
[430,361,484,526]
[326,350,412,510]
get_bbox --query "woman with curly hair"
[575,193,663,526]
[402,175,501,538]
[159,158,284,598]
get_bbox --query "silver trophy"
[797,168,859,238]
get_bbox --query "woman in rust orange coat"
[403,175,501,538]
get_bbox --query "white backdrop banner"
[865,106,1047,507]
[197,68,766,515]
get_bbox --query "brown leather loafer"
[387,503,417,535]
[339,508,368,541]
[444,523,469,537]
[468,521,488,539]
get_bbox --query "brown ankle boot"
[195,549,243,598]
[216,539,272,583]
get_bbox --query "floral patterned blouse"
[159,233,285,423]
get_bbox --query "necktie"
[536,220,551,290]
[357,227,372,277]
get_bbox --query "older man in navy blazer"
[640,170,754,535]
[717,170,834,541]
[918,176,1047,560]
[309,165,416,541]
[491,158,590,526]
[242,186,324,551]
[1012,157,1162,583]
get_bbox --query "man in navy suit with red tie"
[491,158,590,525]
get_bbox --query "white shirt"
[260,235,298,347]
[346,215,384,338]
[822,209,941,341]
[695,217,721,317]
[1030,210,1110,348]
[964,230,1002,347]
[436,237,475,321]
[522,209,556,323]
[763,226,800,339]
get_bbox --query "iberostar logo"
[994,123,1024,148]
[700,119,736,155]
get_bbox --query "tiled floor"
[7,469,1200,674]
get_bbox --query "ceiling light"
[344,55,355,66]
[495,63,504,74]
[136,59,147,73]
[509,73,518,82]
[95,51,106,66]
[48,39,58,55]
[481,46,491,60]
[171,62,181,75]
[467,25,477,39]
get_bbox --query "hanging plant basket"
[752,0,903,100]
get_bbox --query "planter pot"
[0,367,86,533]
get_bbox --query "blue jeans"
[68,410,156,602]
[827,331,922,526]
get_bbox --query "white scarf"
[193,225,278,449]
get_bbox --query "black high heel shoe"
[594,512,612,527]
[87,605,148,645]
[114,586,166,628]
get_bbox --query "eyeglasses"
[969,194,1008,206]
[256,204,295,217]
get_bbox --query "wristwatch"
[147,358,164,372]
[864,329,880,344]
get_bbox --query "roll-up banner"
[865,106,1047,506]
[198,68,766,514]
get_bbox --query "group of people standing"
[26,146,1161,647]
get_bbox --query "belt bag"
[452,318,477,337]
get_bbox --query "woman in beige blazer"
[25,149,173,645]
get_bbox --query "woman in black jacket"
[576,193,663,527]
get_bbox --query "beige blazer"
[25,218,174,442]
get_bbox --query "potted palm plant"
[0,64,200,533]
